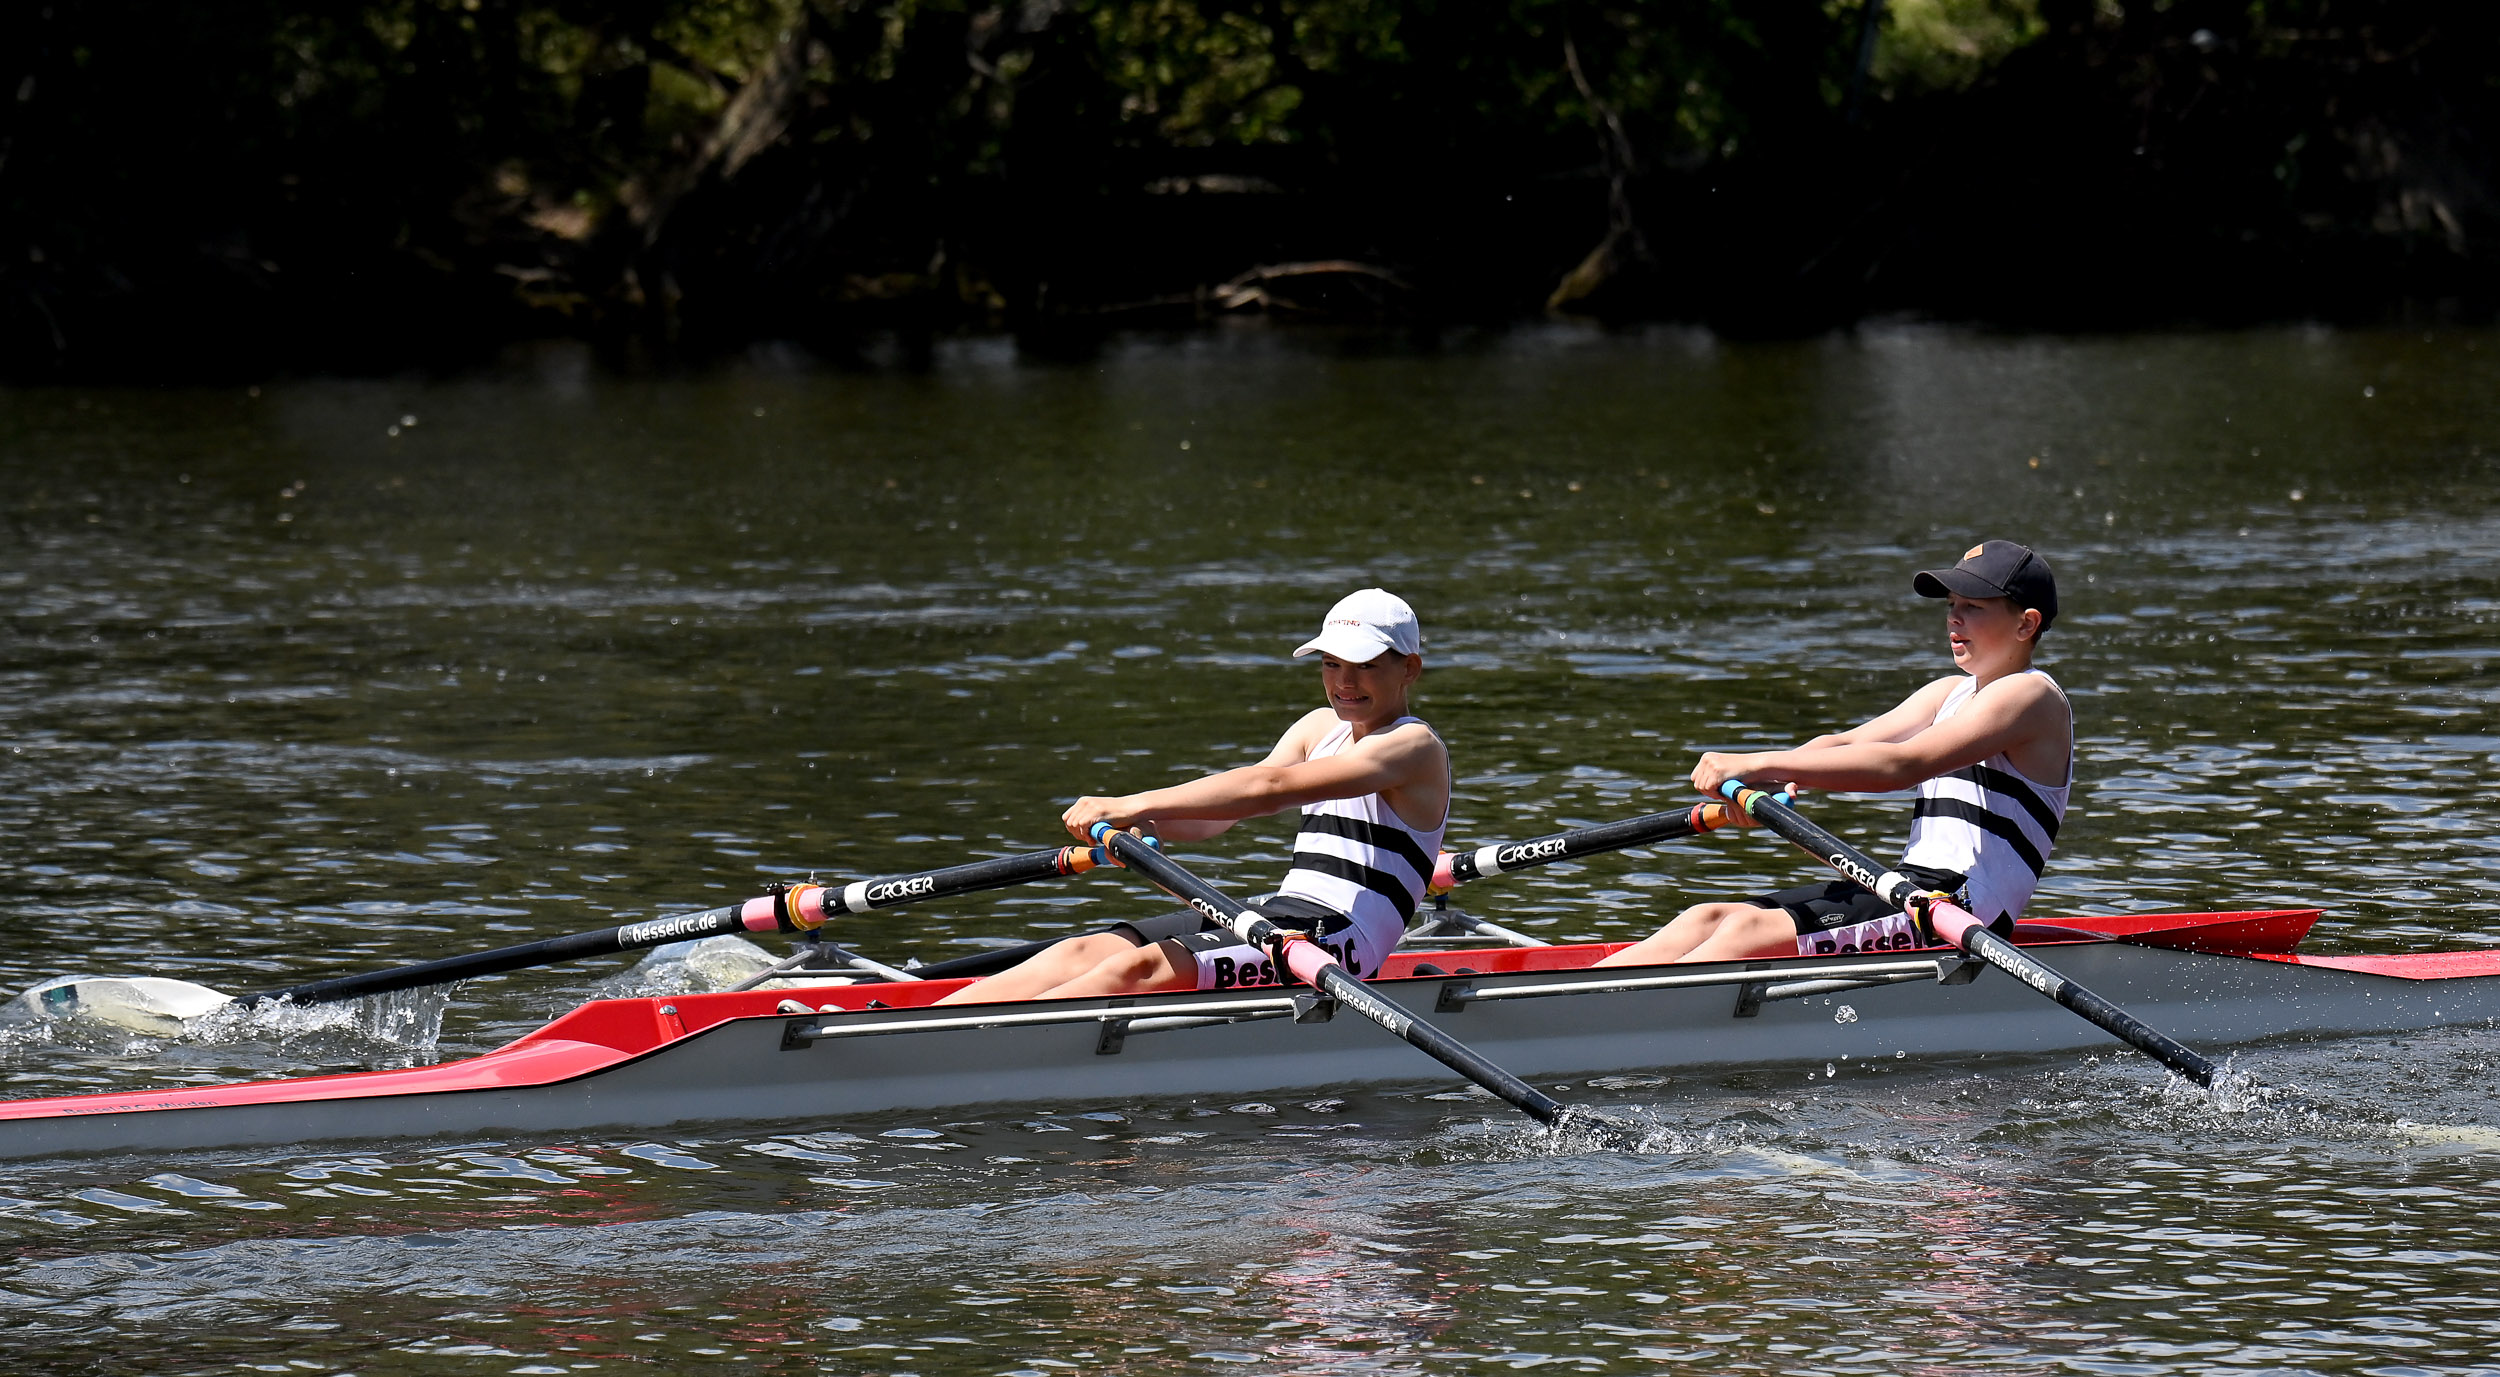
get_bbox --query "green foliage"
[0,0,2489,372]
[1875,0,2045,93]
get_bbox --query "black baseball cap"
[1913,540,2058,630]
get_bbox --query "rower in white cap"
[936,589,1452,1004]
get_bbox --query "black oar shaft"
[936,805,1737,980]
[235,920,733,1008]
[1093,825,1567,1126]
[239,846,1102,1008]
[1959,925,2214,1079]
[1726,783,2219,1087]
[815,849,1090,917]
[1435,799,1765,890]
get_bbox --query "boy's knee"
[1102,944,1183,987]
[1062,933,1132,964]
[1728,907,1795,947]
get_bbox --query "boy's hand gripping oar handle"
[1090,823,1573,1128]
[1429,797,1781,892]
[237,845,1111,1009]
[1719,780,2220,1088]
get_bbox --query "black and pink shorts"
[1749,864,1967,958]
[1111,896,1394,992]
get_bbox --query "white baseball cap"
[1293,588,1423,661]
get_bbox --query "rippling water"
[4,325,2500,1372]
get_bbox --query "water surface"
[3,324,2500,1373]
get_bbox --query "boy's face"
[1319,651,1422,721]
[1945,594,2041,672]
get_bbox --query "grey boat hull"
[0,934,2488,1159]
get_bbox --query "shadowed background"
[1,0,2494,375]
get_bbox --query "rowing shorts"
[1112,895,1396,992]
[1750,864,1968,958]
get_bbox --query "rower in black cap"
[1599,539,2073,965]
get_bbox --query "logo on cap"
[1964,544,1985,560]
[1293,588,1423,660]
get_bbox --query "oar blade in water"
[1,975,237,1035]
[4,934,799,1038]
[618,934,786,993]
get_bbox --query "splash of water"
[2198,1054,2267,1114]
[1459,1102,1736,1159]
[185,985,449,1053]
[589,935,783,999]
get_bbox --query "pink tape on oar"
[1283,941,1336,986]
[739,895,782,933]
[1921,896,1983,947]
[1430,852,1457,893]
[790,884,830,929]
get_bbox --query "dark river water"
[3,324,2500,1373]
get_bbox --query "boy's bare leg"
[1595,902,1791,967]
[1672,906,1799,964]
[1032,941,1198,1000]
[933,932,1139,1005]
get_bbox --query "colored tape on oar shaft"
[1689,800,1739,831]
[1086,823,1160,866]
[1725,786,1791,825]
[781,882,828,932]
[738,884,821,934]
[1055,845,1108,875]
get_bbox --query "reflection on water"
[3,1036,2500,1373]
[2,324,2499,1370]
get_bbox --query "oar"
[9,845,1115,1031]
[1409,798,1779,947]
[1090,823,1625,1135]
[1429,799,1763,892]
[1720,781,2221,1087]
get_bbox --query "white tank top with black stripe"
[1271,717,1447,934]
[1898,670,2073,926]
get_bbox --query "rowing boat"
[1,906,2490,1158]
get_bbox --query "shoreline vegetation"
[2,0,2492,378]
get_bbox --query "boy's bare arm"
[1062,709,1403,841]
[1790,677,1965,751]
[1694,676,2064,797]
[1689,676,1962,796]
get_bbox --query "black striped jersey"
[1898,670,2073,926]
[1271,717,1448,932]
